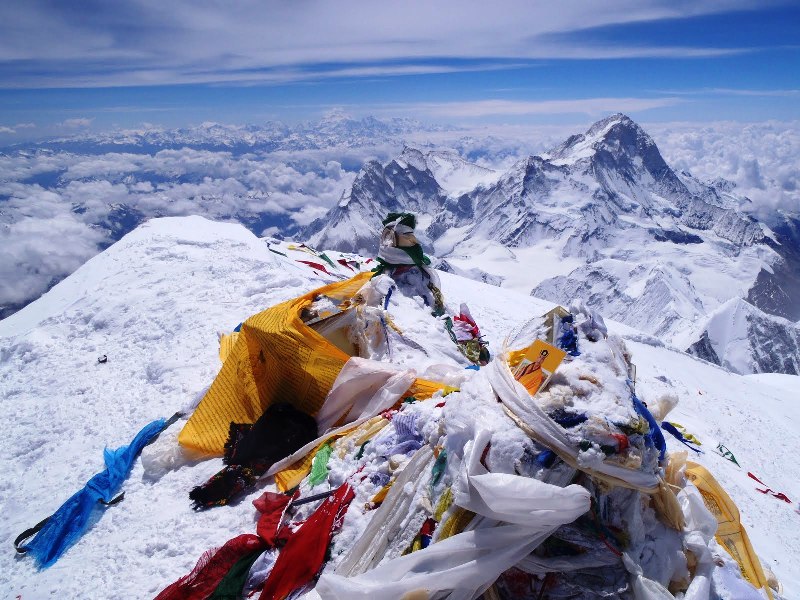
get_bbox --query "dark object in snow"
[97,354,108,364]
[189,403,318,509]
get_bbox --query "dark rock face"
[651,229,704,244]
[303,149,448,255]
[748,214,800,322]
[745,309,800,375]
[687,331,722,365]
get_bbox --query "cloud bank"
[1,117,797,317]
[648,120,800,222]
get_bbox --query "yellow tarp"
[218,331,239,363]
[179,272,372,454]
[685,462,774,599]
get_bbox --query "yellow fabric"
[438,507,475,540]
[333,416,388,459]
[371,482,393,505]
[275,416,387,491]
[179,272,372,454]
[218,331,239,363]
[652,480,685,531]
[274,442,324,492]
[404,378,449,401]
[685,462,774,599]
[433,487,454,521]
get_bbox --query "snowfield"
[1,216,798,599]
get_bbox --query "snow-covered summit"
[1,216,799,598]
[688,296,800,375]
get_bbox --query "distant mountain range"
[3,112,798,374]
[304,114,800,375]
[8,113,448,155]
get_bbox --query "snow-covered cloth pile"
[147,251,778,599]
[2,216,797,599]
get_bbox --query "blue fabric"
[233,322,243,332]
[631,395,666,463]
[536,450,556,468]
[369,472,391,488]
[23,417,167,568]
[558,327,580,357]
[550,410,587,428]
[388,412,423,456]
[383,285,395,310]
[661,422,702,454]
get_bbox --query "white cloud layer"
[1,117,797,315]
[0,145,366,311]
[648,120,800,222]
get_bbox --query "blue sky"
[0,0,798,141]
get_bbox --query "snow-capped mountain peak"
[304,114,795,373]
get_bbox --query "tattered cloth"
[178,272,372,455]
[17,417,172,568]
[189,403,318,509]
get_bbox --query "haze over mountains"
[2,114,798,375]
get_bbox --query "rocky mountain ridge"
[303,114,798,374]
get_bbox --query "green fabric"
[716,443,740,466]
[355,441,369,460]
[318,252,337,271]
[370,249,431,279]
[383,212,416,229]
[209,549,263,599]
[309,442,333,487]
[430,449,447,495]
[399,244,430,265]
[267,246,288,257]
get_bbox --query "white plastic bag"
[316,430,590,600]
[486,358,661,493]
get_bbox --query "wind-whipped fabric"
[316,430,590,600]
[314,357,416,433]
[263,358,416,480]
[486,356,662,493]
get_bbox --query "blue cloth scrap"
[550,409,587,429]
[631,395,666,462]
[661,422,702,454]
[369,472,391,488]
[388,412,423,456]
[23,417,168,568]
[536,450,557,468]
[558,327,580,357]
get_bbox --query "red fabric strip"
[259,483,355,600]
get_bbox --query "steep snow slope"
[688,297,800,375]
[1,217,798,598]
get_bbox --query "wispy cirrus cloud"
[59,117,93,128]
[655,87,800,97]
[0,0,788,89]
[0,122,36,134]
[371,96,683,118]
